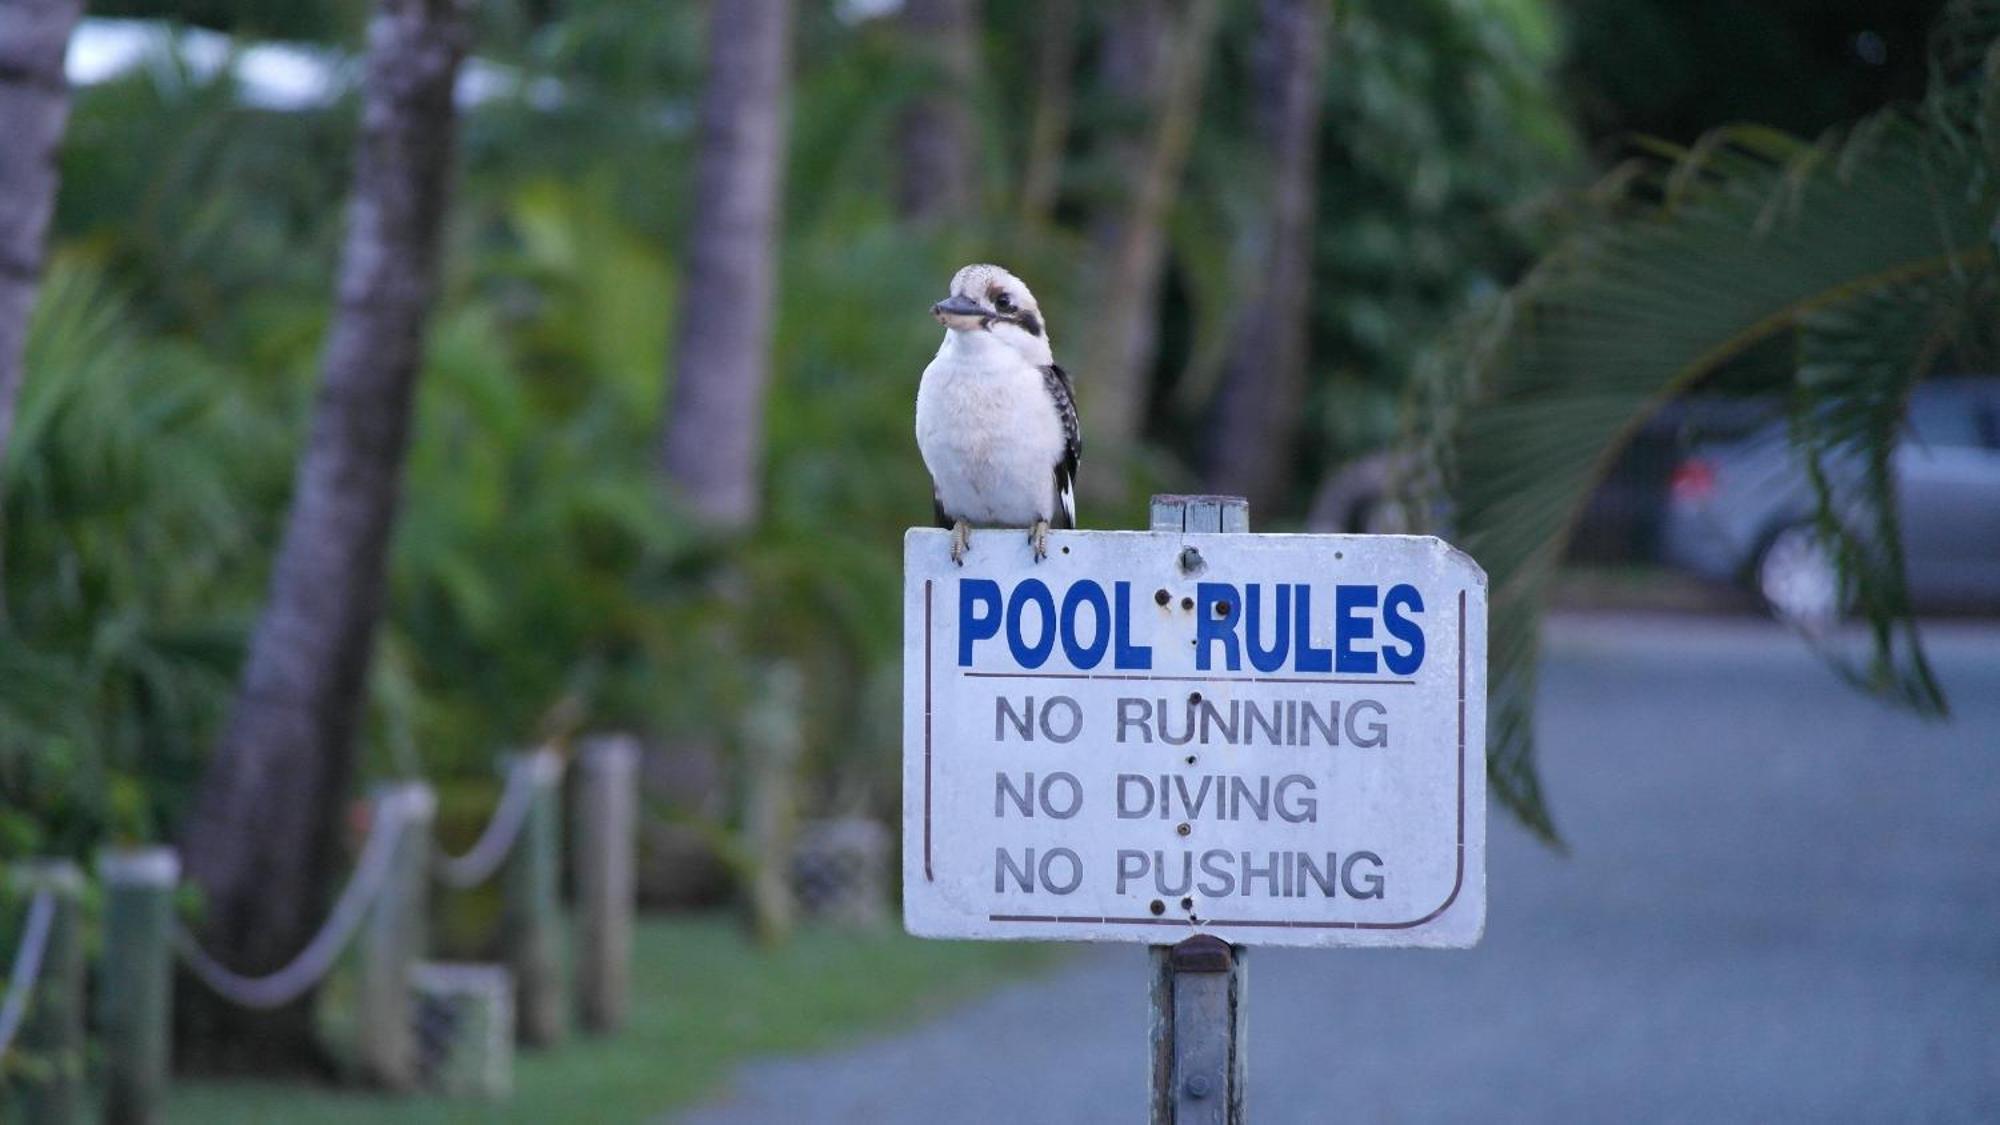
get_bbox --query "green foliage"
[3,0,1591,858]
[1563,0,1946,145]
[87,0,368,41]
[1432,0,2000,839]
[0,263,274,858]
[58,62,352,348]
[1167,0,1579,504]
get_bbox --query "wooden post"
[574,736,638,1034]
[4,859,84,1124]
[503,751,566,1047]
[1147,494,1250,1125]
[742,662,806,945]
[97,848,180,1125]
[357,783,434,1090]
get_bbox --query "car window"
[1906,393,1984,450]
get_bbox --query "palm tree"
[659,0,793,531]
[0,0,83,494]
[896,0,981,223]
[1204,0,1331,513]
[1082,0,1223,474]
[1018,0,1079,227]
[181,0,469,1063]
[1432,0,1999,839]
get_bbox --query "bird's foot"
[949,520,972,566]
[1029,519,1050,562]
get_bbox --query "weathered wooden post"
[502,750,566,1047]
[742,662,805,945]
[4,859,85,1124]
[97,848,180,1125]
[357,783,435,1090]
[574,736,638,1033]
[1147,495,1251,1125]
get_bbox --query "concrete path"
[681,616,2000,1124]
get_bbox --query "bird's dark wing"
[1042,363,1081,529]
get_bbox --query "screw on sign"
[902,495,1488,1123]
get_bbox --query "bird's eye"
[994,293,1015,313]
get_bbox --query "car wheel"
[1756,523,1843,632]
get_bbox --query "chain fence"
[174,787,420,1011]
[0,889,55,1061]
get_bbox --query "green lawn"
[169,913,1066,1124]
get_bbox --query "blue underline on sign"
[960,671,1417,686]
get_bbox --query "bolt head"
[1185,1074,1212,1099]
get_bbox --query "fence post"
[4,859,84,1124]
[574,736,638,1034]
[97,848,180,1125]
[742,662,805,946]
[503,751,565,1047]
[1147,494,1250,1125]
[357,783,435,1090]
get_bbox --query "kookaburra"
[916,264,1080,565]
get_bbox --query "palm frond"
[1434,85,1997,841]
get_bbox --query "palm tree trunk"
[1018,0,1078,227]
[0,0,82,478]
[895,0,980,223]
[1082,0,1221,477]
[1204,0,1329,514]
[659,0,793,531]
[180,0,467,1067]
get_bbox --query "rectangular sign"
[902,528,1486,948]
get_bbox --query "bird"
[916,263,1081,565]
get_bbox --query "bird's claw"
[949,520,971,566]
[1029,519,1050,562]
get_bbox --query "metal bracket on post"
[1149,494,1251,534]
[1148,494,1249,1125]
[1151,936,1246,1124]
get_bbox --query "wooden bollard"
[1147,495,1250,1125]
[503,751,565,1047]
[4,859,85,1124]
[574,736,638,1033]
[98,848,180,1125]
[358,784,435,1090]
[742,663,805,946]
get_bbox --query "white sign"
[902,528,1486,948]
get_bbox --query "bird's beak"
[931,294,988,328]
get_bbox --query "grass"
[168,912,1067,1124]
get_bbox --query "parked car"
[1660,377,2000,627]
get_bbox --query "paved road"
[681,615,2000,1124]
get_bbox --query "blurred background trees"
[659,0,792,529]
[0,0,1985,1056]
[178,0,471,1059]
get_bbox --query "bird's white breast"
[916,330,1065,528]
